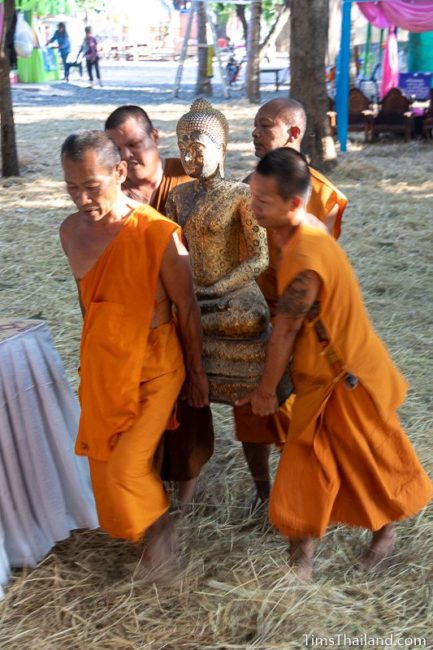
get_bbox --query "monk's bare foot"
[244,492,269,519]
[289,538,315,581]
[241,442,271,513]
[135,512,179,584]
[177,477,198,514]
[360,524,396,572]
[242,475,271,519]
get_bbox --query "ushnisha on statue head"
[176,98,229,179]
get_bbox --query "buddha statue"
[166,98,269,336]
[166,99,290,404]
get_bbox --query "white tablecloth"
[0,319,97,597]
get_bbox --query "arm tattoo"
[277,271,318,319]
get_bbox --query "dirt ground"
[0,87,433,649]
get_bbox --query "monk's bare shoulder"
[59,211,80,255]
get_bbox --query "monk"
[237,147,433,578]
[105,105,214,507]
[249,97,347,241]
[105,104,191,214]
[59,131,209,577]
[236,98,349,512]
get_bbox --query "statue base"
[202,332,293,406]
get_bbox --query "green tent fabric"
[408,32,433,76]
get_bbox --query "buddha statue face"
[178,131,222,179]
[177,98,229,180]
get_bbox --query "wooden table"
[0,319,97,598]
[259,67,288,91]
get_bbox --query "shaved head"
[252,98,307,158]
[261,98,307,140]
[105,105,154,136]
[61,130,121,171]
[104,105,161,187]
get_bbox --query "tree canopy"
[13,0,74,12]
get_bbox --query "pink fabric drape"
[380,28,400,98]
[358,1,433,32]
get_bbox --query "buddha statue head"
[177,98,229,179]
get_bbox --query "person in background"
[79,26,102,88]
[47,22,70,80]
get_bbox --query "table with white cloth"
[0,319,97,598]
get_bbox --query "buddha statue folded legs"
[199,281,268,339]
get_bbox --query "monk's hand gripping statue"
[236,270,321,416]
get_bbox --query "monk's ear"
[288,125,301,144]
[289,195,303,210]
[115,160,128,184]
[151,128,160,146]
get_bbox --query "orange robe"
[151,158,191,215]
[234,168,347,444]
[269,224,433,538]
[77,206,185,541]
[122,158,191,216]
[308,167,347,240]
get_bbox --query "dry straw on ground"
[0,102,432,649]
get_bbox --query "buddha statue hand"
[198,295,230,314]
[199,282,269,339]
[196,284,218,300]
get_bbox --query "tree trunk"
[290,0,336,168]
[195,0,212,96]
[0,0,19,177]
[236,5,248,43]
[244,0,261,104]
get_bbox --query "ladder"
[173,0,229,99]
